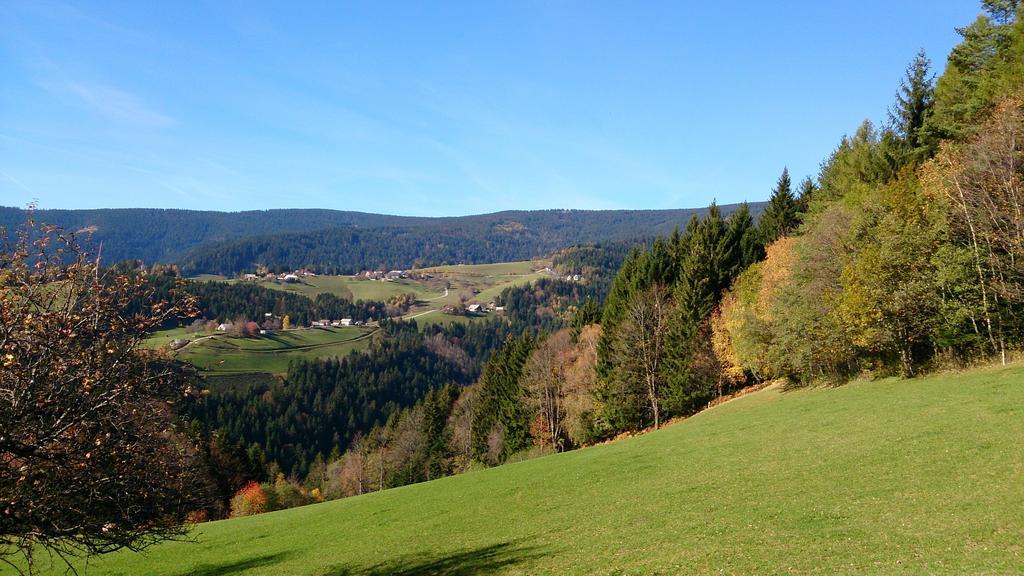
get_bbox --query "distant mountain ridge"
[0,204,764,274]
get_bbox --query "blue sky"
[1,1,981,216]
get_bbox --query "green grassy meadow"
[141,326,217,350]
[173,327,372,374]
[37,364,1024,575]
[264,275,439,302]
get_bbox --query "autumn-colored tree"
[0,215,213,572]
[562,324,600,446]
[522,330,574,450]
[923,98,1024,364]
[336,437,369,497]
[612,285,672,429]
[445,384,479,473]
[837,173,943,375]
[229,481,268,517]
[709,304,748,389]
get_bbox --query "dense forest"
[215,1,1024,519]
[176,206,760,275]
[0,205,760,274]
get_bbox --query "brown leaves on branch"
[0,213,213,574]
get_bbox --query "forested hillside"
[0,205,759,273]
[595,0,1024,431]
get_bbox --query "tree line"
[717,4,1024,383]
[0,206,752,271]
[175,207,756,276]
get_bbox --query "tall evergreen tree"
[759,167,800,243]
[421,385,457,479]
[796,177,817,215]
[725,202,764,278]
[597,248,643,381]
[471,332,536,464]
[655,207,726,418]
[982,0,1019,24]
[890,49,936,160]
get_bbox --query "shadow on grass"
[177,551,294,576]
[324,540,546,576]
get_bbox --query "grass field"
[141,326,217,350]
[173,327,372,374]
[263,275,440,303]
[35,364,1024,575]
[399,260,550,327]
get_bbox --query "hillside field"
[144,260,551,376]
[200,259,551,328]
[171,327,372,374]
[34,363,1024,575]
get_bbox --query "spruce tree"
[725,202,763,279]
[596,248,643,380]
[759,167,800,243]
[470,332,535,464]
[890,49,936,160]
[796,176,817,215]
[660,210,725,417]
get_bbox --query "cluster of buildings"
[362,270,408,281]
[311,318,366,328]
[443,302,505,315]
[240,270,318,283]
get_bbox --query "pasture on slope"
[39,364,1024,575]
[219,259,551,327]
[173,327,372,374]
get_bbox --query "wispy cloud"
[66,82,174,126]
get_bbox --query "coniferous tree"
[662,208,728,416]
[596,248,643,382]
[759,168,800,244]
[571,298,601,342]
[982,0,1019,24]
[471,333,536,464]
[890,49,936,160]
[725,202,763,279]
[796,177,817,216]
[421,385,457,479]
